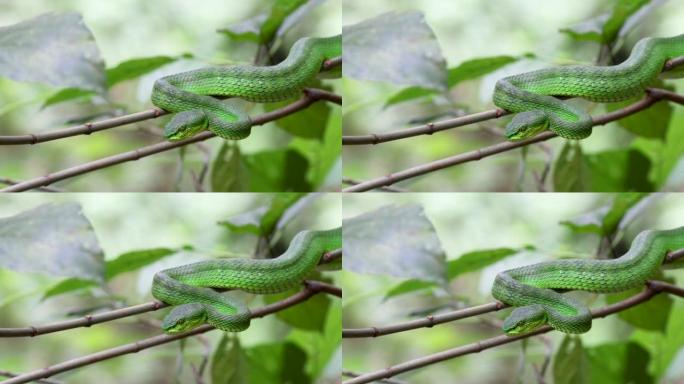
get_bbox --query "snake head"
[505,111,549,141]
[162,304,207,334]
[165,110,208,141]
[503,305,547,335]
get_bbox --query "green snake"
[493,34,684,140]
[150,35,341,141]
[491,226,684,334]
[151,227,341,334]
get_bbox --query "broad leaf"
[0,203,104,282]
[343,11,447,90]
[448,246,534,280]
[343,204,447,284]
[219,193,304,235]
[605,274,673,332]
[244,342,310,384]
[106,55,181,87]
[263,285,331,331]
[553,336,591,384]
[585,341,653,384]
[211,142,248,192]
[606,80,673,139]
[211,334,249,384]
[0,12,105,93]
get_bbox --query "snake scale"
[493,34,684,140]
[151,35,341,141]
[151,227,341,334]
[491,226,684,334]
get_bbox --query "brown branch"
[0,371,61,384]
[342,370,407,384]
[343,280,684,384]
[343,302,505,338]
[322,56,342,72]
[342,88,672,192]
[321,248,342,264]
[0,88,340,192]
[1,281,340,384]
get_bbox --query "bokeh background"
[342,0,684,192]
[342,193,684,383]
[0,0,341,191]
[0,193,341,383]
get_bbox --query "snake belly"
[491,227,684,334]
[151,35,341,141]
[493,34,684,140]
[151,227,341,334]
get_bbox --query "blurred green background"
[342,0,684,192]
[0,193,341,383]
[0,0,341,191]
[342,193,684,383]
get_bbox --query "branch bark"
[0,281,340,384]
[343,280,684,384]
[0,88,340,192]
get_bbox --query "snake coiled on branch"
[491,226,684,334]
[151,227,341,334]
[493,34,684,140]
[151,35,341,141]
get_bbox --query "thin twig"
[0,371,61,384]
[0,178,64,193]
[342,88,670,192]
[321,248,342,264]
[342,178,407,192]
[0,88,340,192]
[343,280,684,384]
[342,371,407,384]
[0,281,340,384]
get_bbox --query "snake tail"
[493,34,684,140]
[491,226,684,334]
[151,35,341,140]
[151,227,341,333]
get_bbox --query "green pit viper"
[493,34,684,140]
[151,35,341,141]
[151,227,341,334]
[491,226,684,335]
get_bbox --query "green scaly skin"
[491,227,684,335]
[151,227,341,334]
[151,35,341,141]
[493,34,684,140]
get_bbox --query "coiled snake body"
[151,227,341,334]
[491,227,684,334]
[151,35,341,141]
[493,34,684,140]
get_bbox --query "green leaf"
[289,107,341,188]
[106,55,180,87]
[448,246,533,280]
[553,336,591,384]
[606,80,673,139]
[42,278,97,300]
[210,142,248,192]
[559,14,610,42]
[0,12,105,93]
[553,141,589,192]
[384,279,438,300]
[264,84,331,139]
[0,203,104,282]
[259,0,308,43]
[560,193,645,235]
[343,204,447,284]
[384,87,437,107]
[244,341,310,384]
[605,274,673,332]
[263,285,331,331]
[343,11,448,90]
[42,87,96,108]
[582,148,653,191]
[218,14,268,42]
[242,148,312,192]
[211,334,249,384]
[632,112,684,189]
[219,193,304,235]
[447,55,524,87]
[585,341,653,384]
[104,248,177,280]
[602,0,650,43]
